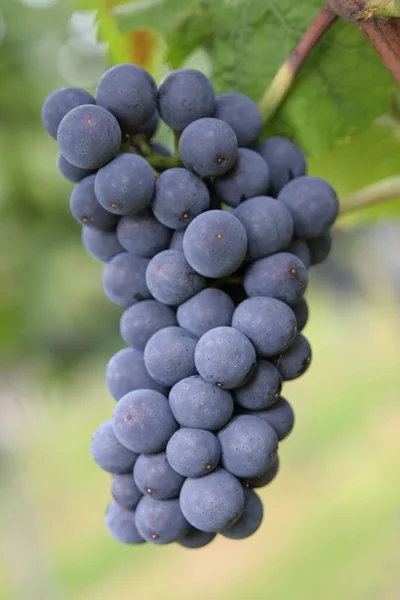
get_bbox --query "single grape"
[152,168,210,230]
[307,230,333,265]
[111,474,142,511]
[103,252,150,308]
[278,176,339,238]
[180,468,245,532]
[133,111,159,138]
[135,496,190,544]
[182,210,247,278]
[146,250,205,306]
[157,68,215,131]
[218,415,278,478]
[169,229,185,251]
[169,375,234,431]
[57,105,121,170]
[95,154,155,215]
[257,136,307,196]
[116,210,172,257]
[233,196,293,260]
[82,226,123,262]
[133,452,185,500]
[177,288,235,339]
[91,421,138,474]
[244,455,280,488]
[273,333,312,380]
[214,92,263,147]
[106,347,167,401]
[120,300,177,350]
[233,359,282,410]
[149,141,172,157]
[105,500,144,544]
[96,63,157,134]
[179,118,238,177]
[144,326,197,387]
[244,252,308,306]
[57,153,95,183]
[292,297,309,332]
[166,428,220,478]
[221,489,263,539]
[69,174,118,230]
[232,297,297,357]
[247,398,295,442]
[284,238,311,269]
[112,389,178,454]
[178,528,216,549]
[194,326,256,389]
[41,86,95,139]
[212,149,270,208]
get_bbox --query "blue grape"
[233,195,294,260]
[82,226,123,262]
[169,229,185,251]
[95,154,155,215]
[232,297,297,357]
[292,297,309,332]
[57,105,121,169]
[245,455,280,488]
[150,141,172,157]
[103,252,150,308]
[106,347,167,401]
[180,468,245,532]
[105,500,144,544]
[116,210,172,257]
[135,496,190,544]
[244,252,308,306]
[157,68,215,131]
[166,428,220,478]
[218,415,278,478]
[307,230,333,265]
[194,326,256,389]
[144,326,197,387]
[133,452,185,500]
[112,389,177,454]
[133,111,159,138]
[233,359,282,410]
[69,174,118,230]
[91,420,138,474]
[152,168,210,230]
[221,489,263,539]
[177,288,235,339]
[111,474,142,510]
[248,398,294,442]
[57,153,95,183]
[96,63,157,134]
[179,118,238,177]
[278,176,339,238]
[146,250,205,306]
[182,210,247,278]
[169,375,234,431]
[41,86,95,139]
[257,136,307,196]
[120,300,177,350]
[178,528,216,549]
[273,333,312,380]
[214,92,263,147]
[212,149,270,208]
[284,238,311,269]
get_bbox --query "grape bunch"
[42,64,338,549]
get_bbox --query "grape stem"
[339,175,400,215]
[258,4,338,124]
[121,136,182,169]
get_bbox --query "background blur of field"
[0,2,399,600]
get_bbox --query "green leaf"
[114,0,201,37]
[166,11,212,69]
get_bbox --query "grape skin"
[135,496,190,544]
[106,500,144,544]
[42,86,95,140]
[144,326,197,387]
[214,92,263,147]
[133,452,185,500]
[120,300,177,351]
[70,175,118,230]
[82,226,123,262]
[166,428,221,478]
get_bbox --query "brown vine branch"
[259,4,338,123]
[356,17,400,83]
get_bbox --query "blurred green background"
[0,1,399,599]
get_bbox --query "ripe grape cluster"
[42,64,338,549]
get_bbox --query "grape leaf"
[114,0,397,157]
